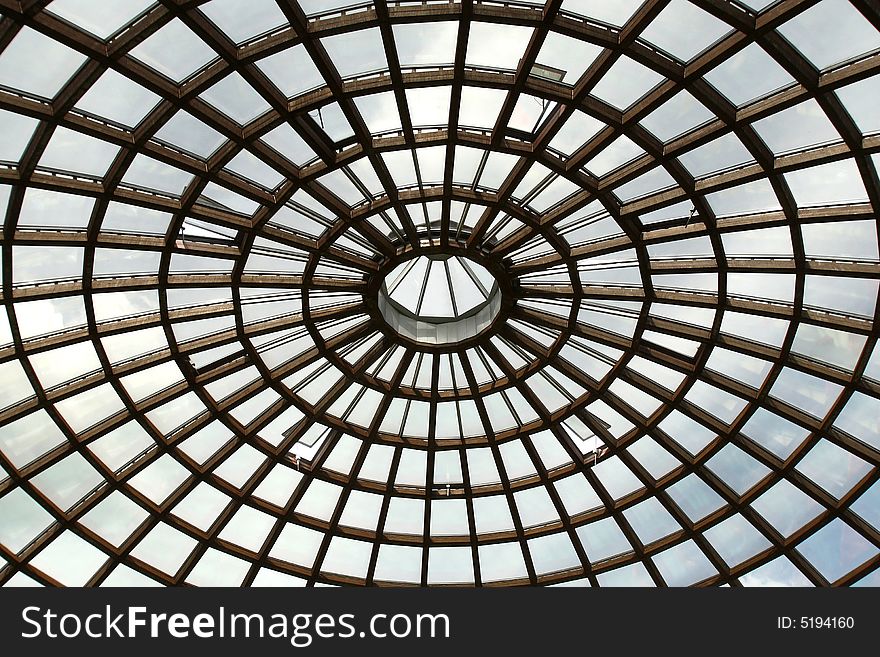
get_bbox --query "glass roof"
[384,255,496,319]
[378,255,502,345]
[0,0,878,588]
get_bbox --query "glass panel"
[39,126,119,177]
[31,452,103,512]
[850,481,880,532]
[201,0,286,44]
[592,455,644,500]
[626,437,681,480]
[739,555,813,587]
[171,482,230,532]
[0,410,67,469]
[199,72,272,124]
[704,43,794,106]
[75,69,160,127]
[703,513,772,567]
[679,133,753,178]
[796,518,878,584]
[528,531,581,575]
[553,473,603,516]
[561,0,643,26]
[0,110,39,162]
[294,478,342,521]
[473,495,514,535]
[514,487,558,529]
[785,160,868,207]
[658,409,717,456]
[640,90,713,142]
[666,474,727,523]
[29,529,107,586]
[804,275,878,317]
[128,454,190,505]
[753,100,840,154]
[374,544,422,584]
[834,392,880,451]
[217,504,276,552]
[185,548,249,586]
[427,546,474,584]
[269,523,324,568]
[535,31,601,81]
[48,0,153,39]
[652,540,717,586]
[740,407,810,461]
[777,0,880,69]
[129,18,216,82]
[706,444,771,496]
[101,565,162,587]
[385,497,425,536]
[791,324,867,372]
[751,478,825,538]
[596,562,655,587]
[0,26,86,97]
[576,517,633,563]
[479,542,528,583]
[685,380,748,425]
[394,22,457,67]
[795,439,872,500]
[154,111,226,158]
[465,22,532,70]
[322,537,372,578]
[430,499,469,536]
[591,56,664,110]
[0,487,55,554]
[322,28,388,78]
[836,75,880,134]
[623,497,682,546]
[130,522,197,576]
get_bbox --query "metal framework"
[0,0,879,587]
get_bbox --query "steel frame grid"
[0,0,877,587]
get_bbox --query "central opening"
[378,254,501,345]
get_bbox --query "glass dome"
[379,254,502,344]
[0,0,878,588]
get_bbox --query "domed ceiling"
[0,0,879,587]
